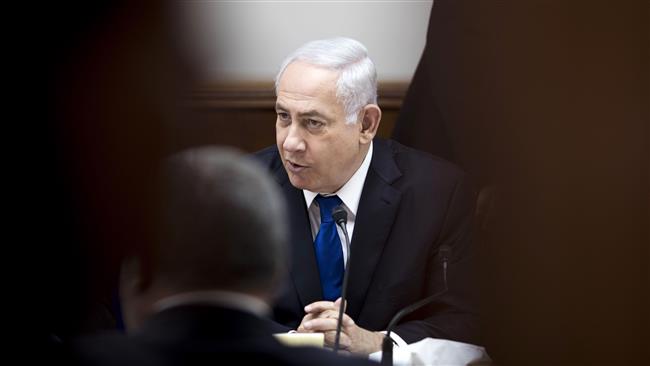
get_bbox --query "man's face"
[275,61,365,193]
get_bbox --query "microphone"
[331,205,350,353]
[380,244,451,366]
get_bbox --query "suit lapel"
[346,140,402,319]
[273,163,323,308]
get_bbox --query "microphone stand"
[332,207,350,353]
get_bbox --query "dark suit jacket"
[71,305,376,366]
[254,138,480,345]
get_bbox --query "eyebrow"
[275,103,328,119]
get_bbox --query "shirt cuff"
[380,330,408,348]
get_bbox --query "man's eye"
[277,112,290,121]
[307,119,323,128]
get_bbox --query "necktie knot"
[316,195,342,223]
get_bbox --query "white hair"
[274,37,378,124]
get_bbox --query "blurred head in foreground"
[120,147,288,330]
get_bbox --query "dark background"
[394,1,648,364]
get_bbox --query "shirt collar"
[303,141,373,216]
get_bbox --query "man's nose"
[282,124,306,153]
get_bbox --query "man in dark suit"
[71,147,375,366]
[255,38,479,355]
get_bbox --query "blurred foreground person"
[72,147,376,366]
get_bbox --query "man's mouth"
[286,160,308,173]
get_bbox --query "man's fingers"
[306,309,356,331]
[303,317,339,332]
[296,312,319,333]
[304,301,337,313]
[343,314,355,326]
[333,297,348,312]
[301,312,318,323]
[318,310,355,326]
[296,322,314,333]
[304,314,355,332]
[314,309,340,319]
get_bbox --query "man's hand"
[296,298,384,355]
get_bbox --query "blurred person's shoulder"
[70,331,377,366]
[69,331,165,366]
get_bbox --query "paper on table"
[274,332,325,348]
[368,338,492,366]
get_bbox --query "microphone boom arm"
[380,245,450,366]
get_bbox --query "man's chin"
[287,174,312,191]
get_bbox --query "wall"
[180,0,433,83]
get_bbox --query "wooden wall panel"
[173,82,407,153]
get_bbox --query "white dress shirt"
[303,142,373,265]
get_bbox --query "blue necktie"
[314,195,344,301]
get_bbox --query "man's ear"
[119,256,155,332]
[120,256,147,296]
[359,104,381,144]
